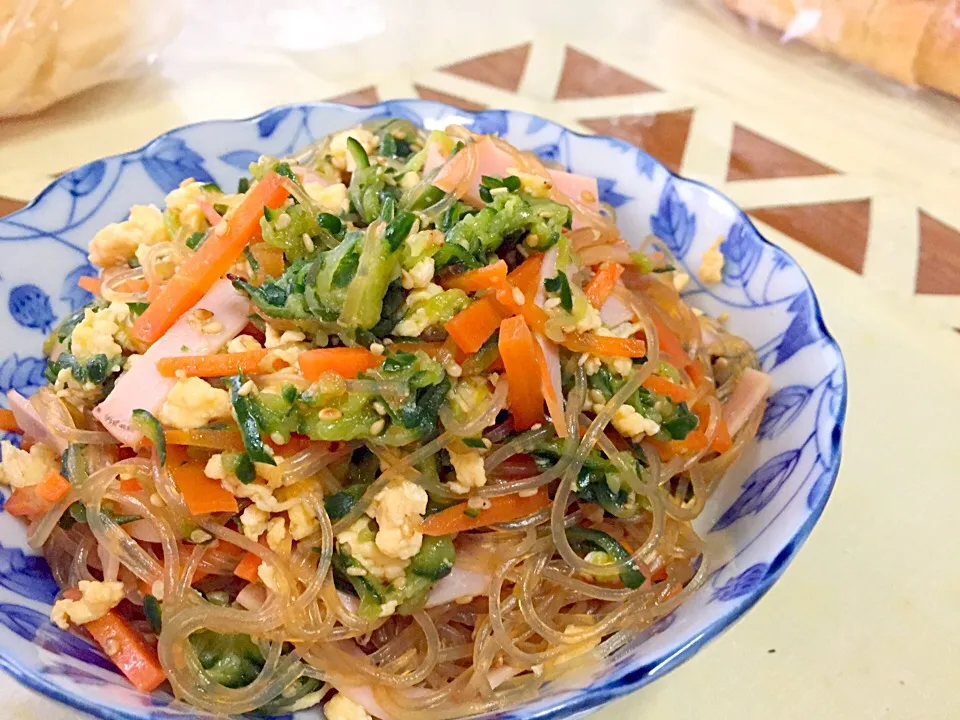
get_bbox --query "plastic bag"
[0,0,182,119]
[705,0,960,99]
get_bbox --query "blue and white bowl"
[0,100,846,720]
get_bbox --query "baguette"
[915,0,960,96]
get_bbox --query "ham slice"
[599,290,635,327]
[533,246,566,438]
[425,566,491,608]
[5,390,68,453]
[424,137,601,227]
[723,368,772,436]
[93,280,251,445]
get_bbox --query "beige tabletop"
[1,1,958,718]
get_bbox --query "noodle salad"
[0,119,771,719]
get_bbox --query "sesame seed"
[447,363,463,378]
[530,423,543,431]
[238,380,257,396]
[490,186,508,196]
[544,297,561,310]
[467,496,491,510]
[518,488,539,497]
[373,401,387,416]
[275,212,292,230]
[589,389,605,404]
[151,580,165,600]
[104,639,121,656]
[512,288,525,305]
[578,354,588,366]
[175,369,186,380]
[383,338,394,345]
[319,408,343,421]
[149,493,164,507]
[369,342,385,356]
[215,222,228,236]
[270,432,286,445]
[525,234,540,247]
[189,529,213,544]
[482,438,492,449]
[201,320,224,335]
[369,419,386,435]
[346,567,368,576]
[302,233,314,252]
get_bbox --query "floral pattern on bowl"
[0,99,846,720]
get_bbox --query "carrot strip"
[445,297,507,354]
[4,487,51,517]
[234,552,263,583]
[77,276,101,294]
[561,333,646,358]
[507,253,545,299]
[132,172,289,344]
[650,314,687,365]
[299,347,384,381]
[642,374,691,403]
[156,350,283,378]
[441,260,508,292]
[165,428,246,452]
[64,592,167,693]
[171,462,238,515]
[422,488,550,535]
[0,409,19,432]
[119,477,142,493]
[250,243,285,282]
[694,401,732,454]
[584,262,624,309]
[498,315,546,430]
[35,470,72,503]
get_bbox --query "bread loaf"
[719,0,960,98]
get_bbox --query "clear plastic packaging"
[705,0,960,99]
[0,0,182,118]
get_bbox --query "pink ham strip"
[5,390,68,453]
[93,279,252,445]
[724,368,773,437]
[599,290,635,327]
[423,137,601,227]
[532,246,566,438]
[196,199,223,226]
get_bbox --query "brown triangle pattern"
[326,87,380,106]
[750,200,871,274]
[0,196,26,218]
[580,111,693,174]
[414,85,487,112]
[728,126,837,181]
[556,47,658,99]
[441,44,530,92]
[915,211,960,295]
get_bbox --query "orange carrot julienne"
[298,347,384,381]
[561,333,646,358]
[119,477,142,493]
[584,262,624,308]
[165,428,246,452]
[35,469,72,503]
[650,314,687,365]
[249,243,285,282]
[642,374,691,403]
[234,552,263,583]
[77,275,101,294]
[62,590,167,693]
[445,296,507,354]
[498,315,546,430]
[4,487,51,518]
[171,462,238,516]
[0,409,19,432]
[156,350,283,378]
[132,172,289,344]
[421,487,550,535]
[441,260,508,292]
[507,253,545,299]
[694,401,732,454]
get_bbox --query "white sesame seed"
[346,567,367,576]
[369,418,386,435]
[175,369,187,380]
[530,423,543,431]
[202,320,224,335]
[490,186,508,196]
[190,529,212,544]
[302,233,315,253]
[369,342,385,356]
[447,363,463,378]
[215,222,228,236]
[512,288,525,305]
[518,488,539,498]
[383,338,394,345]
[319,407,343,421]
[589,389,605,404]
[373,401,387,416]
[270,432,286,445]
[104,639,121,656]
[275,212,291,230]
[544,297,561,310]
[149,493,164,508]
[482,438,492,449]
[151,580,165,600]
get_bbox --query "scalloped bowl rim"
[0,99,847,720]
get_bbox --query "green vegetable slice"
[566,527,645,589]
[132,409,166,466]
[226,375,276,466]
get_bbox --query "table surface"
[1,1,958,718]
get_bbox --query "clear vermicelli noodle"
[0,118,772,719]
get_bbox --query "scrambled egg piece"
[258,563,280,593]
[324,693,371,720]
[164,179,209,235]
[53,368,100,409]
[275,480,321,540]
[227,334,263,353]
[266,516,292,556]
[50,580,125,630]
[366,479,428,560]
[403,229,444,267]
[158,378,232,430]
[672,270,690,293]
[336,517,409,583]
[448,447,487,495]
[510,169,553,198]
[698,238,725,285]
[401,257,435,290]
[328,127,378,172]
[239,504,270,541]
[305,182,349,214]
[70,302,131,362]
[610,404,660,441]
[0,441,58,488]
[88,204,167,267]
[393,307,432,338]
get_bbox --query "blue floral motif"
[60,263,97,311]
[44,662,110,687]
[712,450,801,531]
[0,355,47,397]
[141,136,214,193]
[8,285,54,332]
[257,108,293,138]
[758,385,812,440]
[531,142,562,165]
[721,217,762,287]
[218,150,261,171]
[526,116,549,134]
[597,177,632,208]
[62,162,106,198]
[649,180,696,256]
[772,292,818,368]
[636,151,657,179]
[0,603,115,671]
[468,110,509,136]
[0,545,59,604]
[806,468,834,511]
[711,564,770,602]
